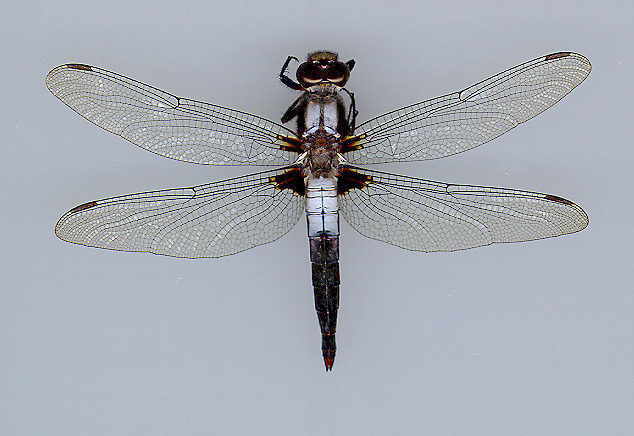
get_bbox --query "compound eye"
[296,61,350,87]
[324,62,350,85]
[296,62,323,86]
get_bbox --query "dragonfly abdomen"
[306,176,340,370]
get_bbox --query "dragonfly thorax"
[303,89,342,135]
[300,86,345,177]
[303,141,340,177]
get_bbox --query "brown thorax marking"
[303,130,340,177]
[307,83,340,101]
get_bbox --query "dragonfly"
[47,51,591,371]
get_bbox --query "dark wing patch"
[337,167,372,194]
[65,63,93,71]
[270,167,305,196]
[339,134,368,153]
[69,201,98,213]
[545,52,572,61]
[276,135,305,153]
[544,194,574,206]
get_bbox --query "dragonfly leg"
[279,55,304,91]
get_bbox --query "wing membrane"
[346,52,591,164]
[56,168,305,258]
[46,64,297,166]
[339,166,588,252]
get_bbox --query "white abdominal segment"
[306,176,340,237]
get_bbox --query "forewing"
[46,64,297,166]
[339,167,588,252]
[346,52,591,164]
[56,168,305,258]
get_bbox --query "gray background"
[3,0,632,434]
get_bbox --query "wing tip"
[46,63,94,91]
[55,201,100,240]
[544,52,592,72]
[544,194,589,232]
[48,63,94,77]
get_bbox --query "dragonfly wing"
[339,166,588,252]
[346,52,591,164]
[46,64,297,166]
[56,168,305,258]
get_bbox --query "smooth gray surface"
[2,0,632,434]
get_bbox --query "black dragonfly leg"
[309,235,340,371]
[342,88,359,133]
[279,55,304,91]
[343,59,357,132]
[281,94,306,124]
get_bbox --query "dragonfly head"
[297,51,354,88]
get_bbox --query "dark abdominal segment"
[309,234,340,371]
